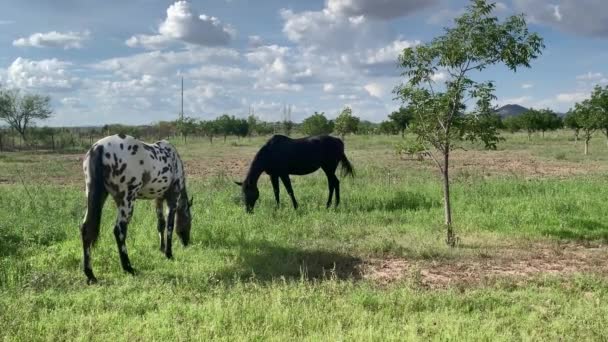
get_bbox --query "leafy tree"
[255,121,275,136]
[215,114,234,142]
[301,112,334,136]
[176,116,197,143]
[563,110,581,143]
[395,0,544,246]
[573,100,599,155]
[518,109,543,139]
[334,106,360,139]
[588,85,608,146]
[357,120,376,135]
[538,108,562,137]
[378,120,398,135]
[388,106,414,137]
[502,116,521,133]
[247,114,258,137]
[282,120,294,136]
[233,118,250,139]
[0,88,53,142]
[198,120,219,144]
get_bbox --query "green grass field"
[2,131,608,340]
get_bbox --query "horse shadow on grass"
[354,190,439,212]
[213,240,363,282]
[543,218,608,242]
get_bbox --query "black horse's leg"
[280,174,298,209]
[113,197,136,275]
[165,202,177,260]
[334,176,341,207]
[270,175,280,207]
[155,198,166,252]
[324,172,335,208]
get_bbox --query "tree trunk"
[224,135,227,142]
[441,150,455,247]
[527,131,531,141]
[542,130,545,138]
[585,138,589,155]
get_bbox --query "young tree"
[573,100,598,155]
[334,106,360,139]
[588,85,608,146]
[301,111,334,136]
[518,109,543,140]
[0,89,53,142]
[357,120,376,135]
[395,0,544,246]
[538,108,562,137]
[378,120,398,135]
[563,110,581,143]
[233,118,250,139]
[502,116,521,133]
[215,114,235,142]
[176,116,197,143]
[388,106,414,137]
[199,120,218,144]
[247,114,258,137]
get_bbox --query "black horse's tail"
[340,153,355,178]
[81,144,107,246]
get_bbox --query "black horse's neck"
[244,151,266,186]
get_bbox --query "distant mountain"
[495,104,529,118]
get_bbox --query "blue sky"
[0,0,607,126]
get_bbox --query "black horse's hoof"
[124,266,137,275]
[165,253,173,260]
[86,277,98,285]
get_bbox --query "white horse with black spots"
[80,134,193,284]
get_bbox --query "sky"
[0,0,607,126]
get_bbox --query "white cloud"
[522,83,534,89]
[94,47,240,77]
[514,0,608,37]
[248,35,264,48]
[126,1,235,49]
[496,96,533,107]
[60,97,85,108]
[6,57,78,91]
[323,83,335,92]
[280,8,381,52]
[360,39,418,65]
[326,0,437,20]
[427,8,465,25]
[431,71,447,82]
[576,72,603,81]
[186,65,248,82]
[556,92,587,103]
[13,31,90,49]
[364,82,385,98]
[126,35,172,50]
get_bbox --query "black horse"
[236,135,354,212]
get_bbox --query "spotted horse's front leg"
[164,202,177,260]
[113,196,136,275]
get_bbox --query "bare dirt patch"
[360,241,608,288]
[449,150,608,178]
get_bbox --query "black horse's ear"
[234,181,243,186]
[188,196,193,207]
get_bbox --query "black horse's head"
[175,189,193,246]
[235,181,259,213]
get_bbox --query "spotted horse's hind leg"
[113,195,136,275]
[155,198,166,252]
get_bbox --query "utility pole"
[180,76,184,121]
